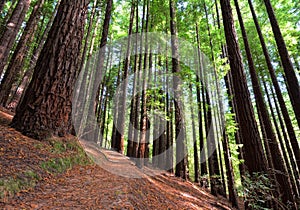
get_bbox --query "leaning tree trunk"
[263,0,300,128]
[248,0,300,171]
[0,0,44,107]
[234,0,295,205]
[11,0,89,139]
[0,0,31,76]
[220,0,268,174]
[7,0,61,112]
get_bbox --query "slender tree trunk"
[114,0,134,154]
[262,76,300,198]
[0,0,31,76]
[111,54,122,148]
[6,0,61,111]
[131,1,141,159]
[220,0,268,174]
[0,0,44,107]
[248,0,300,171]
[234,0,295,205]
[195,24,207,183]
[189,83,199,183]
[125,0,137,157]
[165,53,174,173]
[222,131,239,208]
[79,0,99,73]
[263,0,300,128]
[137,0,150,168]
[11,0,89,139]
[169,0,187,179]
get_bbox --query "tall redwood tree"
[11,0,89,139]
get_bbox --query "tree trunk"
[234,0,295,205]
[137,0,150,168]
[0,0,31,76]
[0,0,44,107]
[114,0,134,154]
[6,0,61,112]
[263,0,300,128]
[220,0,268,174]
[169,0,187,180]
[195,23,207,182]
[262,75,300,198]
[248,0,300,171]
[11,0,89,139]
[189,83,199,183]
[126,0,137,157]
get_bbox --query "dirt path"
[0,109,237,209]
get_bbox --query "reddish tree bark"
[0,0,44,107]
[0,0,31,76]
[220,0,268,174]
[11,0,89,139]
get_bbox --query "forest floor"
[0,108,239,210]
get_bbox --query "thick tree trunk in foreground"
[0,0,31,76]
[11,0,89,139]
[220,0,267,174]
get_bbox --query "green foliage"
[41,140,92,174]
[0,170,40,200]
[241,172,274,210]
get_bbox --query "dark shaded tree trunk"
[137,0,150,168]
[0,0,31,76]
[165,54,174,173]
[263,0,300,128]
[0,0,44,107]
[126,0,137,157]
[220,0,268,174]
[11,0,89,139]
[262,75,300,198]
[234,0,295,205]
[6,0,61,111]
[248,0,300,171]
[189,83,199,183]
[170,0,187,179]
[195,23,207,183]
[131,1,142,159]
